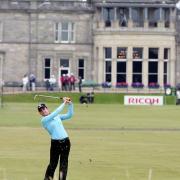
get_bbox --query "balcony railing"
[95,19,175,32]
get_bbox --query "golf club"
[34,94,63,101]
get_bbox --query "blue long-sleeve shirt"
[41,102,73,140]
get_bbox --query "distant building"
[93,0,176,88]
[0,0,179,89]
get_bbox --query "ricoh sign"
[124,96,164,106]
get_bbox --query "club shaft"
[34,95,62,100]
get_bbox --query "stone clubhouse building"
[0,0,179,90]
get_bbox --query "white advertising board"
[124,95,164,106]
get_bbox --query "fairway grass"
[0,103,180,180]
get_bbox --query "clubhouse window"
[164,8,170,28]
[133,48,143,59]
[117,61,126,83]
[117,7,128,27]
[0,21,2,41]
[103,7,114,27]
[164,48,170,60]
[164,48,170,84]
[164,61,168,84]
[104,47,112,82]
[104,47,112,59]
[55,22,75,43]
[148,61,158,83]
[44,58,51,79]
[117,47,127,59]
[105,61,112,82]
[132,61,142,83]
[132,8,144,27]
[149,48,159,59]
[60,59,69,68]
[78,59,84,79]
[148,8,160,27]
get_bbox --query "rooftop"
[0,0,177,11]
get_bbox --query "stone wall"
[0,2,93,85]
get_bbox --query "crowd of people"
[60,73,76,91]
[45,75,57,91]
[45,73,80,92]
[22,73,82,92]
[22,73,36,92]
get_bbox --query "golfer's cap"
[37,103,47,112]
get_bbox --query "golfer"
[38,97,74,180]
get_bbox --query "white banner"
[124,95,164,106]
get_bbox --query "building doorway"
[59,59,70,88]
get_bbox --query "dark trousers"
[44,138,71,180]
[70,83,75,91]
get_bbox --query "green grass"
[1,92,176,104]
[0,103,180,179]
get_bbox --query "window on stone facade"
[78,59,84,79]
[117,61,126,83]
[132,61,142,83]
[117,47,127,59]
[164,8,170,28]
[103,7,114,27]
[70,23,74,41]
[133,48,143,59]
[164,48,170,85]
[60,59,69,68]
[105,61,112,82]
[148,8,160,27]
[164,48,170,60]
[117,8,128,27]
[164,61,168,84]
[0,21,3,42]
[104,47,112,82]
[61,22,69,41]
[55,23,59,42]
[44,58,51,79]
[148,61,158,83]
[133,48,143,83]
[132,8,144,27]
[55,22,75,43]
[105,47,112,59]
[149,48,159,59]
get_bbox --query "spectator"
[69,73,76,91]
[49,75,56,91]
[29,73,36,91]
[45,79,50,91]
[78,76,82,93]
[22,74,28,92]
[61,74,66,91]
[64,74,70,91]
[58,76,62,91]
